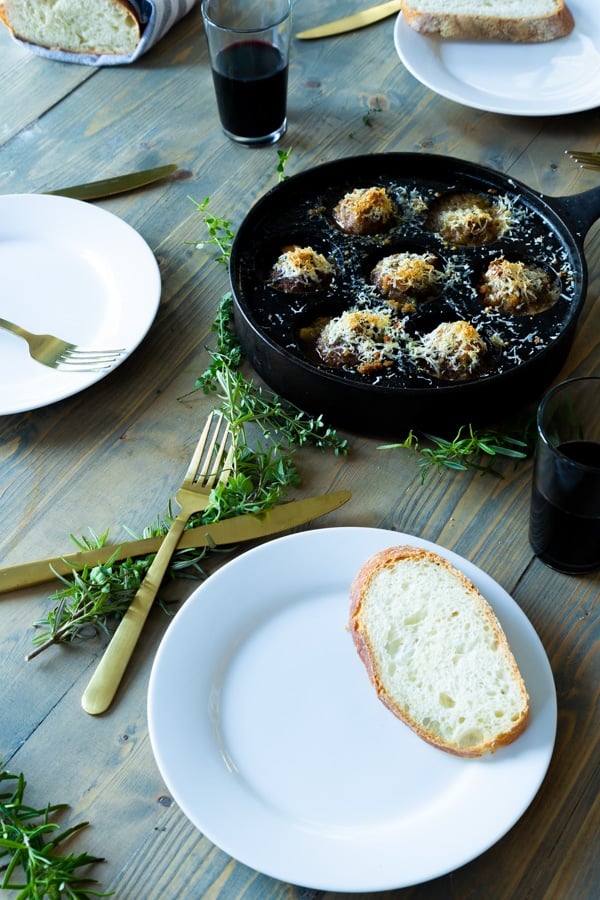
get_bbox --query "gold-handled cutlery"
[296,0,402,39]
[566,150,600,171]
[43,163,179,201]
[0,317,126,372]
[81,412,233,715]
[0,491,351,595]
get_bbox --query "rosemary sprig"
[0,766,112,898]
[379,425,530,483]
[27,550,150,661]
[27,491,263,660]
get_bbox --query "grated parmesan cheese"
[479,257,560,315]
[408,321,487,381]
[269,245,335,292]
[427,192,514,246]
[316,308,403,374]
[333,186,395,235]
[370,251,444,312]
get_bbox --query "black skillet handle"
[547,184,600,243]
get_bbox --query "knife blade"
[0,491,351,594]
[43,163,179,201]
[296,0,402,39]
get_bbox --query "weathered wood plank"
[0,2,598,897]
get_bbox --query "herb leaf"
[379,425,530,483]
[0,766,112,898]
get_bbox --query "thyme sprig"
[28,154,348,658]
[189,147,291,263]
[196,294,348,455]
[0,766,112,898]
[276,147,293,180]
[379,426,529,483]
[190,196,235,265]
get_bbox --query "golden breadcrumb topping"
[333,186,395,235]
[427,192,514,246]
[409,320,487,380]
[371,251,443,312]
[479,257,559,315]
[269,245,335,291]
[315,309,402,374]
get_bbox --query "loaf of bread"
[402,0,575,43]
[349,545,529,757]
[0,0,141,55]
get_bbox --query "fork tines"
[188,411,233,488]
[57,347,127,370]
[566,149,600,170]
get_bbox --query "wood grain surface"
[0,2,598,897]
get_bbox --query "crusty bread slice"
[402,0,575,43]
[349,545,529,757]
[0,0,141,55]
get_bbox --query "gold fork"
[0,317,126,372]
[565,150,600,171]
[81,412,234,715]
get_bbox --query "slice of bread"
[0,0,141,55]
[402,0,575,43]
[349,545,529,757]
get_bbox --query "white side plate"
[0,194,160,415]
[394,0,600,115]
[148,527,556,892]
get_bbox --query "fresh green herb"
[190,196,235,266]
[196,295,347,456]
[28,154,347,658]
[379,425,529,483]
[0,766,112,898]
[27,549,148,661]
[276,147,293,181]
[27,506,244,660]
[30,149,531,658]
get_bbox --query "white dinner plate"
[394,0,600,115]
[0,194,161,415]
[148,527,557,892]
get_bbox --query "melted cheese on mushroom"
[370,251,444,313]
[269,245,335,292]
[315,309,402,374]
[333,186,395,235]
[427,193,514,246]
[479,257,559,315]
[409,320,487,381]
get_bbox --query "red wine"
[559,439,600,467]
[529,440,600,573]
[212,41,287,141]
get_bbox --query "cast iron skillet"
[230,153,600,436]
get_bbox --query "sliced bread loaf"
[349,545,529,757]
[402,0,575,43]
[0,0,141,55]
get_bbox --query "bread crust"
[349,545,530,757]
[402,1,575,43]
[0,0,141,55]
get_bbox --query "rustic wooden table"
[1,2,598,897]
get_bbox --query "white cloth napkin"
[9,0,197,66]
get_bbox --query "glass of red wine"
[201,0,292,145]
[529,376,600,574]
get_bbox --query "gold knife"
[296,0,402,39]
[0,491,351,594]
[43,163,179,201]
